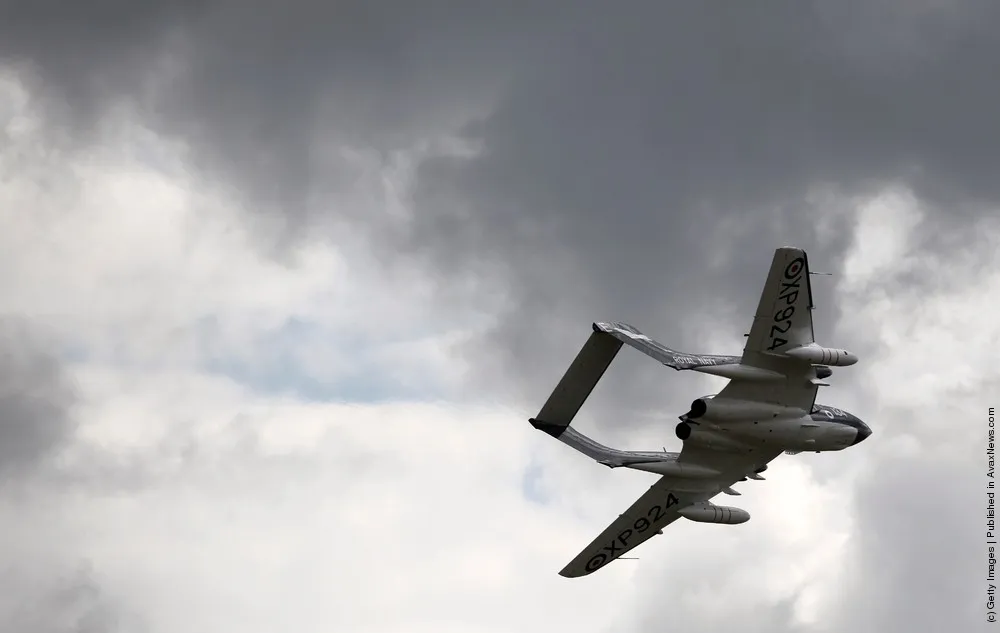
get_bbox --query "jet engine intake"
[679,503,750,524]
[675,421,691,440]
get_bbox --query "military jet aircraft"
[528,246,871,578]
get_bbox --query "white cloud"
[810,186,999,631]
[0,71,495,401]
[840,186,924,286]
[10,366,640,633]
[0,70,538,631]
[839,191,1000,434]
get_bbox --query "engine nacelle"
[784,344,858,367]
[687,397,807,422]
[675,422,749,452]
[679,503,750,524]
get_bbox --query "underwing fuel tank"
[679,503,750,524]
[783,344,858,366]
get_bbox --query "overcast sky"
[0,2,995,632]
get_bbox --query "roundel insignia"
[585,554,607,572]
[784,258,804,278]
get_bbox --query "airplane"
[528,246,871,578]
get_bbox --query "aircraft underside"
[527,247,872,577]
[675,397,870,453]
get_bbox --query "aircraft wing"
[558,474,685,577]
[558,444,781,577]
[716,246,819,411]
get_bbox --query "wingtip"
[557,560,595,578]
[776,245,809,261]
[592,321,615,333]
[528,417,566,438]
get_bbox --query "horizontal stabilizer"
[529,328,623,439]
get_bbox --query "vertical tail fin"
[742,247,815,357]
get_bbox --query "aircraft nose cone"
[851,423,872,446]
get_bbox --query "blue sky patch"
[520,458,549,505]
[198,316,447,403]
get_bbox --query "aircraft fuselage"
[676,400,871,453]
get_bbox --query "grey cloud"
[1,0,205,141]
[405,1,1000,410]
[1,563,137,633]
[822,451,982,632]
[4,2,999,237]
[0,1,562,246]
[0,318,76,477]
[6,3,999,359]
